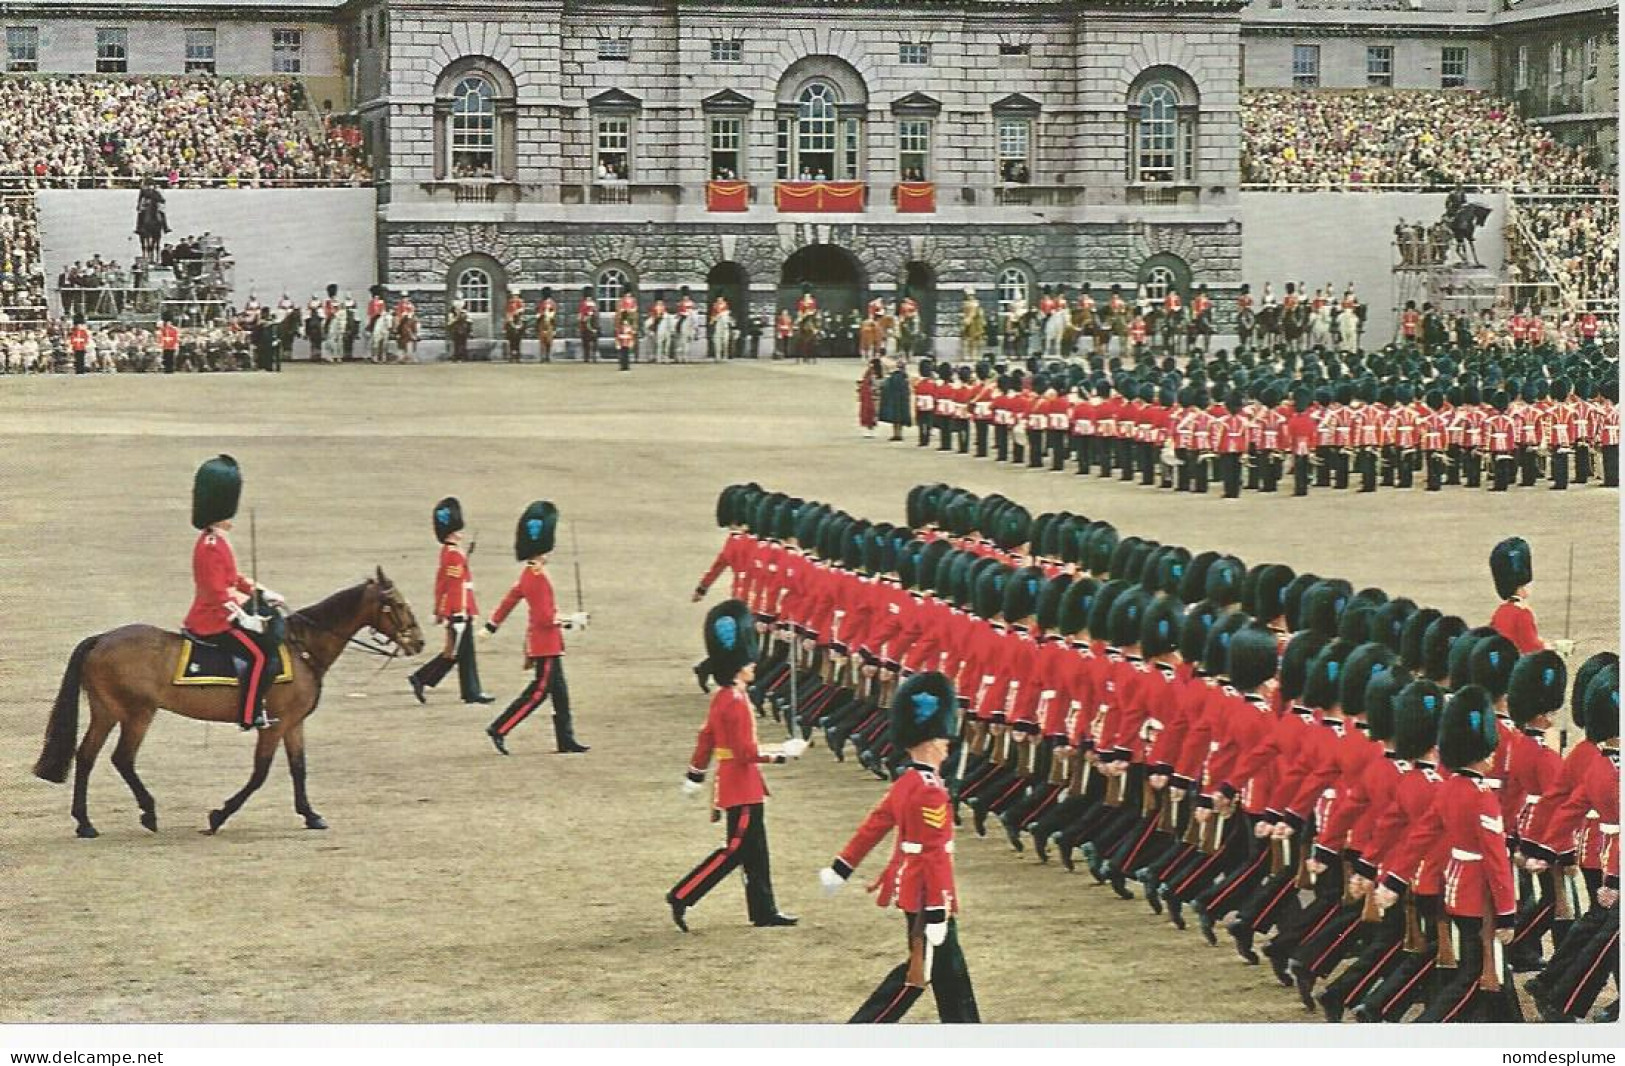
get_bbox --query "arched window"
[796,83,837,179]
[996,265,1032,316]
[596,267,632,307]
[774,58,867,181]
[450,76,496,178]
[435,58,516,181]
[1136,84,1178,183]
[1142,266,1176,303]
[456,266,493,314]
[1127,68,1198,184]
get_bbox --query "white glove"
[924,919,949,947]
[565,611,590,631]
[781,737,809,760]
[258,587,285,607]
[231,605,266,633]
[1551,638,1576,660]
[818,867,846,896]
[680,777,704,799]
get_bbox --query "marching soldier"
[183,455,285,731]
[818,671,981,1023]
[408,497,493,706]
[668,599,806,931]
[482,501,591,755]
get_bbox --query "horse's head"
[369,566,425,656]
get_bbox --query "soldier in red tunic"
[818,671,980,1023]
[482,501,590,755]
[1414,685,1522,1022]
[68,315,91,375]
[668,599,806,931]
[576,286,599,363]
[1487,536,1544,654]
[408,497,492,706]
[183,455,285,731]
[534,286,558,363]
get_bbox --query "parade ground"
[0,361,1617,1024]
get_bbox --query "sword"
[249,508,262,614]
[569,520,586,615]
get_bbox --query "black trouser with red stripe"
[209,624,275,728]
[851,914,979,1023]
[1536,900,1619,1019]
[1356,894,1441,1021]
[409,617,485,702]
[487,656,577,748]
[1416,915,1522,1023]
[669,802,777,923]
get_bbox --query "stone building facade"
[363,0,1250,355]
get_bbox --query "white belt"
[900,841,954,855]
[1451,848,1483,862]
[1525,795,1542,805]
[1322,788,1337,800]
[1601,824,1620,836]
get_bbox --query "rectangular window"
[96,27,128,73]
[1291,44,1320,88]
[1366,45,1393,88]
[597,37,631,62]
[709,38,742,63]
[595,116,630,180]
[1441,46,1468,88]
[998,42,1030,57]
[6,26,38,72]
[842,118,860,180]
[185,28,217,74]
[776,116,791,180]
[273,29,303,74]
[898,118,931,181]
[1584,37,1598,80]
[709,117,742,179]
[364,13,373,49]
[899,42,930,66]
[1549,41,1563,79]
[997,117,1031,183]
[1515,45,1528,90]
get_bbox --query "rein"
[284,606,405,662]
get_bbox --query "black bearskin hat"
[1179,600,1224,666]
[1141,596,1183,658]
[514,500,558,560]
[1250,564,1297,624]
[1303,639,1356,710]
[1036,574,1073,633]
[1490,537,1533,601]
[191,454,242,530]
[1468,633,1519,698]
[1202,611,1255,678]
[1572,652,1619,731]
[1400,607,1442,673]
[1227,623,1280,691]
[703,599,758,687]
[1422,615,1468,682]
[1058,577,1100,637]
[1393,680,1445,762]
[433,496,464,543]
[1280,630,1330,703]
[1448,626,1499,690]
[891,671,958,751]
[1107,588,1151,649]
[1439,685,1498,771]
[1507,650,1566,726]
[1002,565,1048,624]
[1582,666,1618,744]
[1364,666,1411,743]
[1370,598,1416,656]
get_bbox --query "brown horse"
[33,569,425,839]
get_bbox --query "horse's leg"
[70,705,116,839]
[282,721,326,830]
[206,728,280,834]
[110,709,159,832]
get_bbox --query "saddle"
[174,632,295,687]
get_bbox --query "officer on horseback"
[183,455,284,731]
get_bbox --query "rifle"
[905,910,930,989]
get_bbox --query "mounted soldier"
[535,286,558,363]
[959,289,986,361]
[577,286,600,362]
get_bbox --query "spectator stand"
[1390,211,1500,331]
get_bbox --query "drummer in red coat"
[819,671,980,1023]
[668,600,806,931]
[482,501,590,755]
[408,497,493,706]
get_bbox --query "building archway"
[779,245,865,329]
[1137,252,1191,301]
[707,261,750,353]
[901,260,937,339]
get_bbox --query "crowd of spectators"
[1241,89,1606,191]
[0,196,45,317]
[1509,196,1620,308]
[0,319,255,373]
[0,75,369,187]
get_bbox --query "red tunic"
[183,529,254,636]
[1490,599,1540,653]
[490,561,565,659]
[835,764,958,914]
[697,531,753,601]
[433,542,478,619]
[689,686,775,809]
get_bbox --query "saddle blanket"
[173,636,295,687]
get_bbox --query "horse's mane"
[287,580,371,640]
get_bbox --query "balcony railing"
[559,182,686,206]
[984,183,1084,207]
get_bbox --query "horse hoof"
[75,823,99,839]
[304,814,328,830]
[140,811,159,833]
[205,809,228,834]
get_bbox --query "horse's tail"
[34,635,98,783]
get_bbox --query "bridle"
[285,583,419,665]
